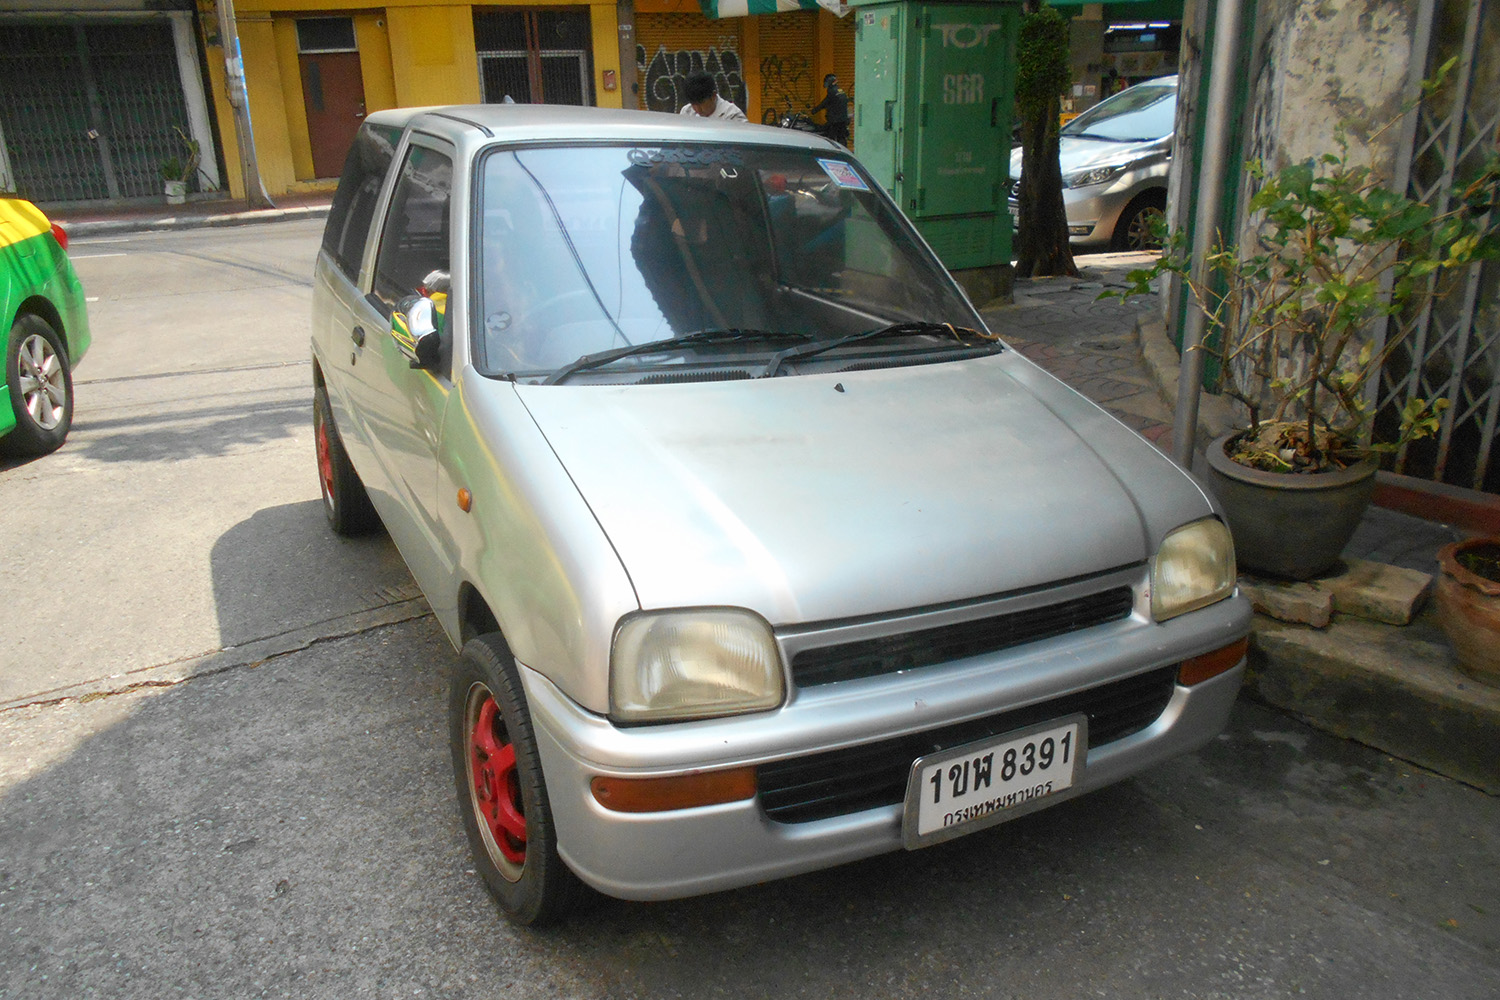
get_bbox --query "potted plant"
[1117,121,1500,579]
[160,126,200,206]
[1434,537,1500,687]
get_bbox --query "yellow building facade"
[199,0,853,199]
[200,0,626,198]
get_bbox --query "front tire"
[451,633,584,926]
[1,315,72,458]
[1111,191,1167,251]
[313,385,379,535]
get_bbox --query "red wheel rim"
[469,692,527,867]
[315,417,335,505]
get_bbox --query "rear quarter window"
[321,123,401,281]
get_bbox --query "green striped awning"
[699,0,848,17]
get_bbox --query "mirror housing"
[392,293,445,370]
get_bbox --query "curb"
[1246,609,1500,795]
[1128,311,1500,796]
[0,597,431,714]
[62,203,330,237]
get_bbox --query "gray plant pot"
[1203,431,1377,581]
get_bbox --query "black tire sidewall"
[449,633,580,926]
[312,384,378,535]
[2,315,72,457]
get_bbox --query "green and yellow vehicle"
[0,196,90,458]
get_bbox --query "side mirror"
[393,293,444,370]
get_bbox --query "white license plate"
[902,715,1087,849]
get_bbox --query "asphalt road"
[1,223,1497,998]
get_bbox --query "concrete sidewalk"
[48,195,1500,796]
[48,190,333,237]
[981,258,1499,796]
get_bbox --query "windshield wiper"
[758,322,999,378]
[544,328,815,385]
[1065,130,1129,141]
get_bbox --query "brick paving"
[979,251,1175,452]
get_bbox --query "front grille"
[792,587,1135,688]
[757,666,1175,824]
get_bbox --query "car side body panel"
[0,198,90,441]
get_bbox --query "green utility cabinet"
[852,0,1019,270]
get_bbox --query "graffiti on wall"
[636,43,748,114]
[758,53,812,122]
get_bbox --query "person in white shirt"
[679,71,747,121]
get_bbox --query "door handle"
[351,326,365,347]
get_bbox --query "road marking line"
[70,252,127,259]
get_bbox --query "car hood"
[513,353,1207,624]
[1009,135,1167,182]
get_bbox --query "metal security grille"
[0,21,192,202]
[475,9,592,106]
[1370,0,1500,493]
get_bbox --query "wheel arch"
[13,297,67,360]
[459,581,503,647]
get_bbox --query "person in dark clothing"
[810,73,850,146]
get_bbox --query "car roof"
[364,104,843,153]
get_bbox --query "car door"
[313,121,402,485]
[347,136,458,602]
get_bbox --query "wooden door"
[300,50,366,179]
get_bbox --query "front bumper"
[1007,183,1136,247]
[523,589,1249,901]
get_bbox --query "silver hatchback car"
[311,104,1249,924]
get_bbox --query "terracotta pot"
[1203,431,1376,580]
[1434,537,1500,688]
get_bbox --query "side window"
[370,144,453,318]
[321,123,400,281]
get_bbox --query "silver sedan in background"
[1011,75,1177,251]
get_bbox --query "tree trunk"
[1015,94,1076,279]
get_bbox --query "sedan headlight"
[1151,519,1237,622]
[611,609,784,723]
[1064,163,1128,189]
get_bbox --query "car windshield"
[1061,81,1176,142]
[474,143,986,381]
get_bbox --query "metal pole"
[214,0,274,209]
[1171,0,1245,468]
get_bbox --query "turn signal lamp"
[590,767,758,813]
[1178,637,1249,686]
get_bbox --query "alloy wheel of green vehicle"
[450,633,583,925]
[2,315,72,458]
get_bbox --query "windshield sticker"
[818,159,869,191]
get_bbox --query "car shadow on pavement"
[2,496,1498,997]
[4,628,1499,997]
[0,611,1183,999]
[208,499,416,651]
[68,396,310,464]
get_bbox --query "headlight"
[1151,519,1237,622]
[1064,163,1128,189]
[611,609,784,723]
